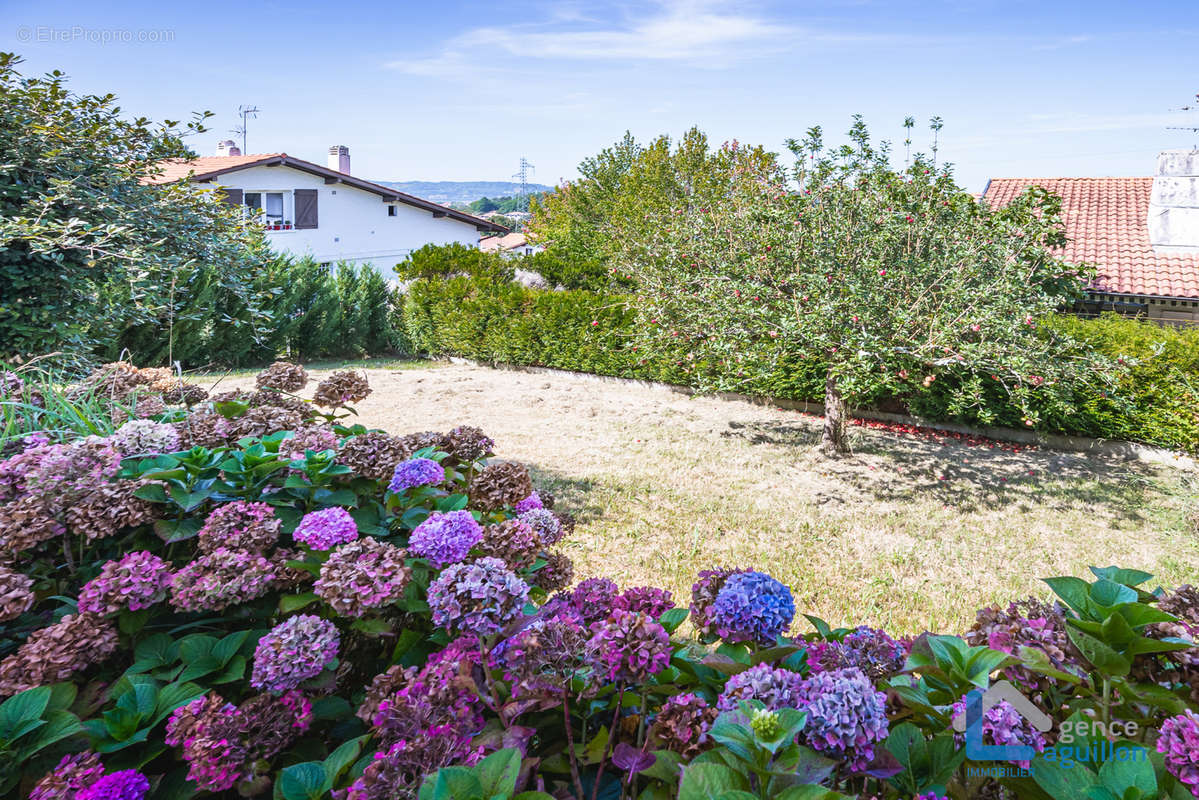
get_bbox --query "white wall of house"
[208,166,482,277]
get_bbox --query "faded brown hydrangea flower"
[554,510,576,539]
[151,377,208,406]
[314,538,412,617]
[468,462,533,511]
[229,406,305,440]
[338,432,407,481]
[357,664,418,723]
[396,431,444,459]
[256,361,310,393]
[110,394,168,426]
[439,426,494,464]
[0,564,34,621]
[174,411,234,449]
[531,551,574,592]
[64,480,159,541]
[0,612,120,697]
[0,494,64,557]
[249,390,316,419]
[69,362,147,403]
[476,519,539,570]
[1159,585,1199,626]
[648,693,717,758]
[269,547,315,592]
[312,370,372,408]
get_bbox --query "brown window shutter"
[295,189,318,229]
[220,187,243,206]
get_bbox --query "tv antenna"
[512,157,535,209]
[1166,92,1199,143]
[232,104,260,154]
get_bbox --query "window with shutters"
[242,190,294,230]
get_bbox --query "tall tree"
[613,118,1105,454]
[0,52,273,360]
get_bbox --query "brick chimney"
[1149,149,1199,253]
[327,145,350,174]
[216,139,241,157]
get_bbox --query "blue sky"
[1,0,1196,192]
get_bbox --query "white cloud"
[388,0,795,75]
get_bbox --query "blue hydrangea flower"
[388,457,445,493]
[711,571,795,644]
[796,667,889,772]
[408,510,483,567]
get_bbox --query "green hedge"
[400,277,1199,452]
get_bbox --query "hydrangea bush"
[1,360,1197,800]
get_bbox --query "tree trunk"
[821,372,847,455]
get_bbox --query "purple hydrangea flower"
[717,664,807,712]
[570,577,621,623]
[76,770,150,800]
[388,457,445,493]
[587,609,671,683]
[408,510,483,567]
[711,571,795,644]
[950,694,1046,769]
[796,667,889,772]
[1158,709,1199,795]
[251,614,340,692]
[514,491,543,513]
[615,586,675,619]
[690,567,751,640]
[78,551,172,615]
[518,508,562,546]
[808,626,909,680]
[427,556,529,636]
[293,506,359,550]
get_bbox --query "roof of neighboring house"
[480,232,531,252]
[982,176,1199,300]
[143,153,508,233]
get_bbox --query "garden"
[2,361,1199,800]
[4,53,1199,800]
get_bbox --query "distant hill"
[374,180,554,205]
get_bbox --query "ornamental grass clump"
[250,614,340,692]
[388,457,445,493]
[407,510,482,567]
[77,551,172,615]
[427,557,529,636]
[314,537,411,616]
[196,500,281,553]
[293,505,359,551]
[710,570,795,644]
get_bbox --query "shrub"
[1,361,1198,799]
[398,275,1199,452]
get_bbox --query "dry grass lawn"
[201,360,1199,635]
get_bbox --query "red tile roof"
[142,154,287,184]
[983,177,1199,299]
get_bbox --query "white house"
[145,142,507,276]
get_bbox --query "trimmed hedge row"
[398,277,1199,452]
